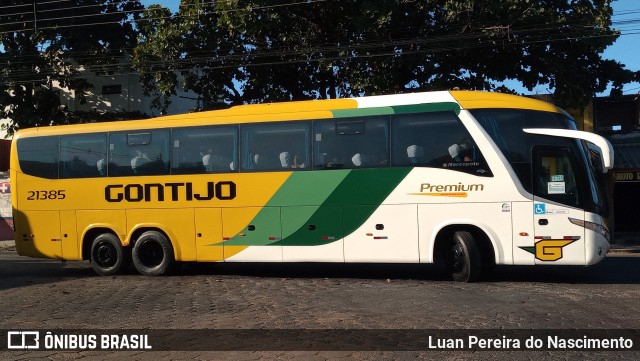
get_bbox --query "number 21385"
[27,190,66,200]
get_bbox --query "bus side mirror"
[524,128,614,173]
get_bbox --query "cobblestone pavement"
[0,249,639,360]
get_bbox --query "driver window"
[534,149,580,208]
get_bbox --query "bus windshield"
[470,108,607,216]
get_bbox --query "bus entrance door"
[532,146,585,265]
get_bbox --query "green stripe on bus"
[221,168,411,247]
[331,102,460,118]
[391,102,461,115]
[266,170,350,206]
[331,107,394,118]
[220,170,350,246]
[272,167,412,246]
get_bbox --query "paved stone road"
[0,250,639,360]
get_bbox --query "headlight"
[569,217,610,243]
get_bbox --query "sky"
[143,0,640,96]
[601,0,640,95]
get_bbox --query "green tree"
[133,1,246,114]
[0,0,143,137]
[135,0,638,112]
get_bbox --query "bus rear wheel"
[448,231,481,283]
[132,231,174,276]
[90,233,129,276]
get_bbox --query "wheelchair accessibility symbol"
[534,203,546,215]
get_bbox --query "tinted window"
[472,109,578,189]
[173,126,238,174]
[241,122,310,171]
[314,117,388,169]
[391,112,491,176]
[60,133,107,178]
[533,146,582,208]
[17,136,59,179]
[471,109,576,163]
[109,130,170,176]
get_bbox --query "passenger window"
[108,130,170,176]
[60,133,107,178]
[17,136,59,179]
[314,117,389,169]
[391,112,492,177]
[240,122,310,171]
[173,126,238,174]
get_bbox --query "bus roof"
[14,91,564,138]
[450,91,564,113]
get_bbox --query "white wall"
[56,70,201,118]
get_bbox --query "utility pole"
[33,1,37,31]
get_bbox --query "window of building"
[102,85,122,95]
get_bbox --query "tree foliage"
[2,0,639,135]
[134,0,638,112]
[0,0,143,136]
[133,2,246,113]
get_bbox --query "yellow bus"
[10,91,614,281]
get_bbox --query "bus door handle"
[538,219,549,226]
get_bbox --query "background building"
[56,70,200,117]
[595,94,640,235]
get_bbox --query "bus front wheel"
[90,233,129,276]
[448,231,481,283]
[132,231,174,276]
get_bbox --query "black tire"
[448,231,481,283]
[132,231,174,276]
[90,233,129,276]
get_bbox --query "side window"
[314,116,389,169]
[173,126,238,174]
[60,133,107,178]
[108,130,170,177]
[17,136,59,179]
[533,146,581,208]
[240,122,310,171]
[391,112,492,177]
